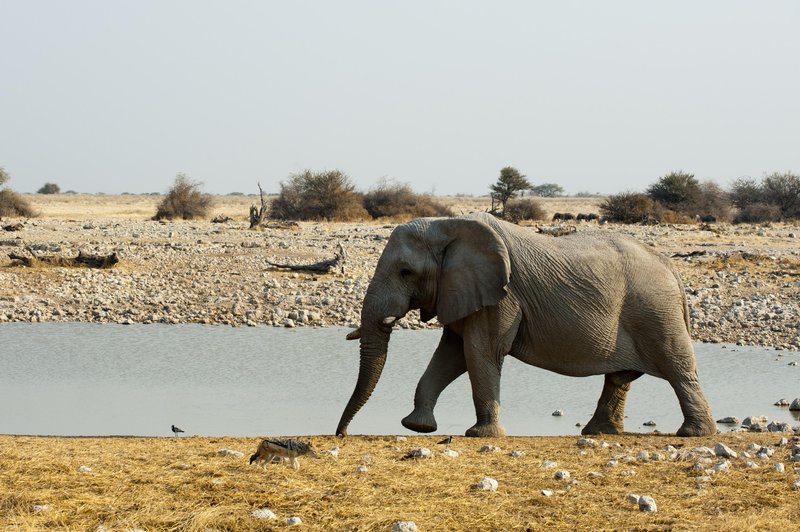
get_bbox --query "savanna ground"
[1,433,798,531]
[2,194,799,530]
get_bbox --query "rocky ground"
[1,195,799,351]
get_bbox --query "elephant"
[335,213,716,438]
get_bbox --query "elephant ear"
[430,217,511,325]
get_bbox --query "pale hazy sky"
[1,1,798,196]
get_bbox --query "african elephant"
[335,213,716,438]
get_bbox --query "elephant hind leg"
[670,377,717,436]
[582,370,643,435]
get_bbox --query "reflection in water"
[0,323,798,437]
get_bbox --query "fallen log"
[267,243,346,274]
[8,248,119,269]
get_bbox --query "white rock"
[286,516,302,525]
[793,480,800,490]
[576,437,598,447]
[621,469,636,476]
[693,446,716,457]
[392,522,418,532]
[32,504,49,513]
[510,450,524,458]
[712,460,731,473]
[638,496,657,512]
[355,465,369,474]
[554,470,570,481]
[474,476,499,491]
[642,420,657,426]
[695,475,712,483]
[407,447,432,459]
[218,449,244,457]
[442,449,460,458]
[636,451,650,462]
[745,461,759,469]
[774,398,790,406]
[587,471,603,478]
[626,493,640,504]
[395,436,407,441]
[714,443,738,459]
[478,445,501,453]
[605,459,618,467]
[78,465,93,473]
[774,463,785,472]
[742,416,768,427]
[541,489,553,497]
[552,410,564,416]
[251,508,277,519]
[326,446,340,458]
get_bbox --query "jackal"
[249,438,318,470]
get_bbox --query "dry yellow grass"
[1,434,797,530]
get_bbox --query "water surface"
[1,323,797,437]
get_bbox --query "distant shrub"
[646,171,700,214]
[732,203,782,224]
[729,177,762,210]
[0,166,9,187]
[363,180,452,220]
[0,189,36,218]
[695,181,731,222]
[503,198,546,223]
[599,192,656,224]
[37,182,61,194]
[270,169,367,221]
[761,171,800,219]
[227,191,244,196]
[153,173,213,220]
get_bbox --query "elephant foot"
[465,422,506,438]
[676,417,717,437]
[402,410,437,433]
[581,418,623,436]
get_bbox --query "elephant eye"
[399,268,413,278]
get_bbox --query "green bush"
[646,171,700,214]
[599,192,656,224]
[762,172,800,219]
[363,180,452,220]
[732,203,782,224]
[37,182,61,194]
[270,169,367,221]
[503,198,546,223]
[727,172,800,221]
[153,173,213,220]
[0,189,35,218]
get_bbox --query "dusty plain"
[2,194,800,530]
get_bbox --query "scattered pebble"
[638,495,658,512]
[326,446,340,458]
[716,416,740,424]
[286,516,302,525]
[405,448,432,459]
[712,460,731,473]
[442,449,459,458]
[620,470,636,476]
[474,476,499,491]
[392,522,418,532]
[542,459,558,469]
[714,443,738,459]
[478,445,501,453]
[541,489,553,497]
[510,450,524,458]
[576,437,598,448]
[251,508,277,519]
[552,410,564,416]
[774,398,790,406]
[642,420,656,426]
[395,436,407,442]
[32,504,49,513]
[626,493,640,504]
[355,465,369,474]
[218,449,244,457]
[790,399,800,411]
[554,470,570,481]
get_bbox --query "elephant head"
[335,215,511,436]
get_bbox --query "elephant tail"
[671,268,691,335]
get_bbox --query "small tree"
[0,166,9,187]
[503,198,546,223]
[646,171,700,214]
[530,183,564,197]
[696,181,731,221]
[153,173,213,220]
[728,177,763,209]
[599,192,656,224]
[761,171,800,219]
[489,166,531,214]
[37,182,61,194]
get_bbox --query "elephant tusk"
[382,316,397,325]
[345,327,361,341]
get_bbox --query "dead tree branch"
[267,243,346,274]
[8,247,119,268]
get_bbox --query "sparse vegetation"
[0,166,35,218]
[503,198,546,223]
[363,179,452,220]
[0,166,9,187]
[646,171,700,215]
[153,173,213,220]
[36,182,61,195]
[695,180,731,222]
[530,183,564,197]
[489,166,531,214]
[599,191,656,224]
[729,172,800,223]
[270,169,367,221]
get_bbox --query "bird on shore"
[171,425,185,436]
[437,435,453,447]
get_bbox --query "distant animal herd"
[551,212,718,224]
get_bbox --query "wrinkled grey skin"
[336,213,716,438]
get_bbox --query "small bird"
[437,435,453,447]
[171,425,185,436]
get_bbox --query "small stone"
[32,504,49,513]
[478,445,501,453]
[326,446,339,458]
[355,465,369,474]
[643,420,657,426]
[695,475,712,483]
[693,446,716,457]
[474,476,499,491]
[714,443,738,459]
[794,480,800,490]
[541,489,553,497]
[636,451,649,462]
[605,459,618,467]
[541,459,558,469]
[790,399,800,411]
[712,460,731,473]
[218,449,244,457]
[552,410,564,416]
[587,471,603,478]
[406,447,432,459]
[286,517,302,525]
[442,449,459,458]
[621,469,636,476]
[745,461,759,469]
[510,450,524,458]
[392,522,418,532]
[251,508,277,519]
[626,493,640,504]
[576,437,598,447]
[78,465,93,473]
[638,496,658,512]
[395,436,407,441]
[716,416,740,424]
[742,415,768,427]
[554,470,570,481]
[774,398,790,406]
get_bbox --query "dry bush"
[696,180,731,221]
[363,180,452,220]
[733,202,782,224]
[153,174,213,221]
[0,189,36,218]
[599,192,656,224]
[654,205,695,224]
[503,198,546,223]
[271,169,368,221]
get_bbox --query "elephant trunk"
[335,328,390,437]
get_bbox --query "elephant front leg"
[402,328,466,433]
[583,370,642,435]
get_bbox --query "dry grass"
[1,434,797,530]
